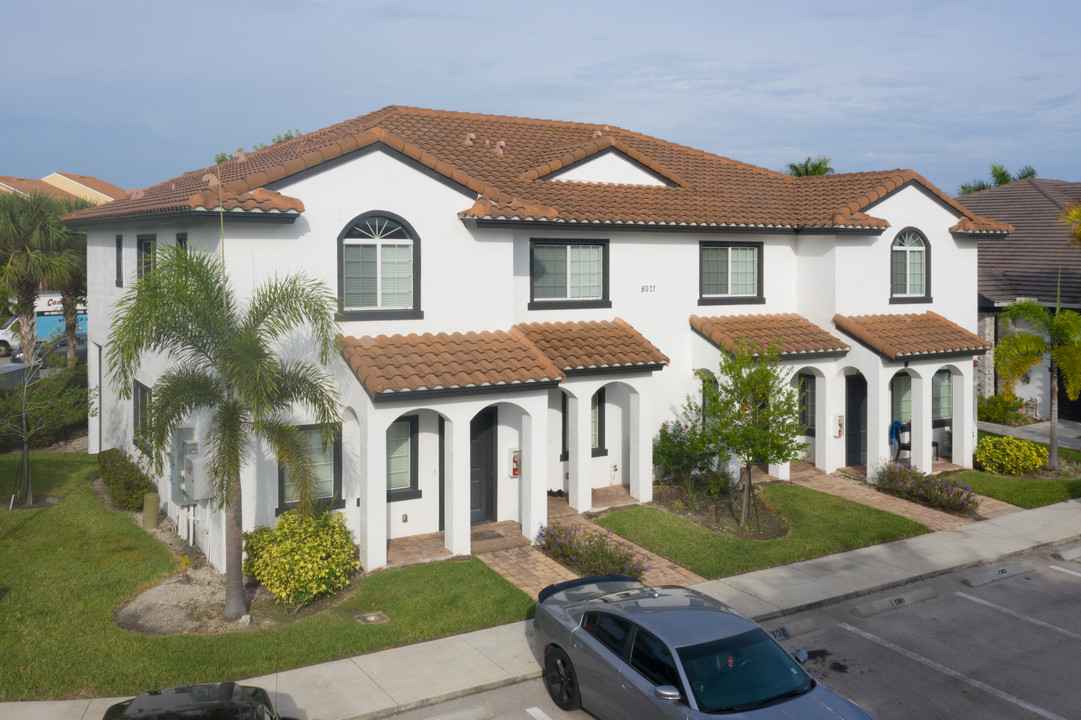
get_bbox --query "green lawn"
[960,471,1081,509]
[594,484,929,579]
[0,452,533,701]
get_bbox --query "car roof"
[589,586,757,648]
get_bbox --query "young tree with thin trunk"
[107,244,341,620]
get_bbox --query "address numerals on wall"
[640,285,656,293]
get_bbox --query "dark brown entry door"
[470,407,497,525]
[846,374,868,466]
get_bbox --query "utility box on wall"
[171,429,197,506]
[185,453,215,502]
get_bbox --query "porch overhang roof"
[689,313,850,358]
[513,318,669,375]
[832,311,991,362]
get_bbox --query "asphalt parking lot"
[770,547,1081,720]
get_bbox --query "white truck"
[0,293,87,358]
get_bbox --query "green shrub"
[97,448,156,510]
[535,523,649,579]
[872,463,980,515]
[243,509,360,607]
[653,419,712,484]
[974,435,1048,475]
[977,394,1029,425]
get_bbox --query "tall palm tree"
[107,244,341,619]
[957,163,1037,196]
[0,192,81,362]
[995,297,1081,470]
[48,197,94,367]
[785,155,835,177]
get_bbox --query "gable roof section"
[63,106,1011,234]
[0,175,78,201]
[513,319,669,374]
[833,311,990,361]
[46,173,127,201]
[340,330,563,401]
[957,179,1081,307]
[690,313,849,358]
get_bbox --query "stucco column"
[954,366,975,468]
[359,422,388,571]
[628,386,652,502]
[567,394,591,512]
[866,373,888,478]
[521,411,547,543]
[910,373,932,472]
[444,417,472,557]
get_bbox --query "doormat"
[471,529,503,542]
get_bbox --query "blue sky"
[3,0,1078,196]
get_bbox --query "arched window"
[338,212,422,320]
[890,229,930,302]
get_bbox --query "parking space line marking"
[840,623,1068,720]
[525,708,552,720]
[955,592,1081,641]
[1050,564,1081,579]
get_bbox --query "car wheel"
[544,647,581,711]
[0,342,8,358]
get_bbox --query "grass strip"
[594,484,928,579]
[959,470,1081,509]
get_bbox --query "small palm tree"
[1062,203,1081,245]
[995,297,1081,470]
[957,163,1037,196]
[0,192,82,362]
[785,155,835,177]
[108,244,341,619]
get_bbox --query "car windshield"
[677,627,813,713]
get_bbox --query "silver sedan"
[533,575,876,719]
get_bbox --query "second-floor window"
[891,230,930,302]
[699,242,763,304]
[530,239,610,309]
[339,213,422,320]
[137,235,156,281]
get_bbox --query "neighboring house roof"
[340,330,564,400]
[956,178,1081,308]
[513,319,669,374]
[63,106,1010,235]
[0,175,78,200]
[833,311,991,360]
[45,172,126,202]
[689,313,850,358]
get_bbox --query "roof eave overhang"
[368,379,562,403]
[64,209,301,230]
[690,325,849,359]
[465,217,884,235]
[563,364,667,377]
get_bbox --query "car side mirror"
[793,650,809,664]
[654,685,681,702]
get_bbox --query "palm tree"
[957,163,1037,196]
[785,155,835,176]
[0,192,82,363]
[48,197,94,367]
[107,244,341,619]
[995,297,1081,470]
[1062,203,1081,245]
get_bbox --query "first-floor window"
[387,415,420,500]
[278,425,342,512]
[798,373,816,436]
[891,374,912,424]
[133,381,151,454]
[560,392,569,462]
[932,370,952,426]
[700,243,763,303]
[591,388,607,457]
[530,240,609,308]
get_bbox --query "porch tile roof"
[513,318,669,373]
[62,106,1011,235]
[832,311,991,360]
[340,330,564,399]
[689,313,849,357]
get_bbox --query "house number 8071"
[641,285,656,293]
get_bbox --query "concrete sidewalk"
[979,418,1081,451]
[7,498,1081,720]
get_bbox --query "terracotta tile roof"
[50,173,126,200]
[513,318,669,373]
[340,330,563,399]
[833,311,991,360]
[62,106,1010,234]
[0,175,77,201]
[958,179,1081,307]
[689,313,849,357]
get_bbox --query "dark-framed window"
[890,228,931,303]
[133,381,150,454]
[277,425,344,513]
[137,235,156,281]
[932,369,952,428]
[529,239,611,310]
[176,232,188,253]
[387,415,420,501]
[115,235,123,287]
[591,387,607,457]
[699,242,764,305]
[798,373,816,436]
[891,373,912,423]
[338,212,422,321]
[559,392,569,462]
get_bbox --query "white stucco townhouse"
[65,106,1009,573]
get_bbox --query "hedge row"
[98,448,156,510]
